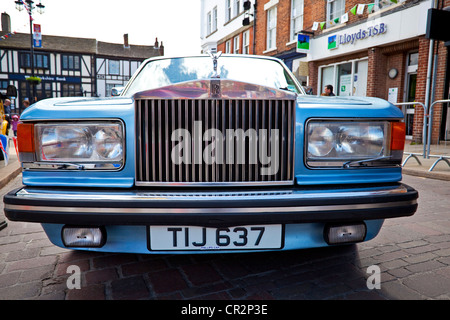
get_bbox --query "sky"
[2,0,202,57]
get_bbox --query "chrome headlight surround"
[305,119,404,169]
[28,121,125,171]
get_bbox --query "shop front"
[8,74,82,113]
[305,0,431,141]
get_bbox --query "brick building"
[251,0,449,143]
[201,0,255,55]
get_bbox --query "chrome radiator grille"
[135,99,295,186]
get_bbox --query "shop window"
[337,63,352,96]
[319,59,368,97]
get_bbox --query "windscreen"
[124,56,304,96]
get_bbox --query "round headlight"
[335,126,362,156]
[365,126,384,156]
[94,127,123,160]
[336,125,384,157]
[308,126,334,157]
[41,127,92,160]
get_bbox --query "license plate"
[149,225,283,251]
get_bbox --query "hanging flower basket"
[25,76,42,85]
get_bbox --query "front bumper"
[4,183,418,227]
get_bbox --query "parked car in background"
[3,54,418,254]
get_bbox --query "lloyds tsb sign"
[328,23,387,50]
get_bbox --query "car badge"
[208,49,222,79]
[208,49,222,98]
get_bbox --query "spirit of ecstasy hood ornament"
[208,49,222,79]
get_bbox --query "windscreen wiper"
[343,156,392,168]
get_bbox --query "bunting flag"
[341,12,349,23]
[357,4,366,15]
[307,0,402,33]
[312,21,319,31]
[0,31,17,41]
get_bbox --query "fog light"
[62,226,105,248]
[325,223,366,245]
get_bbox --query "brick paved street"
[0,174,449,300]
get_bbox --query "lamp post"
[15,0,45,102]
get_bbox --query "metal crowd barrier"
[396,99,450,172]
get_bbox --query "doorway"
[404,52,418,140]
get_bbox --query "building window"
[207,7,218,35]
[319,59,368,97]
[267,6,277,50]
[375,0,404,11]
[234,35,240,54]
[326,0,345,28]
[225,40,231,53]
[108,60,120,75]
[243,30,250,54]
[226,0,231,22]
[234,0,241,17]
[62,83,82,97]
[291,0,304,41]
[207,11,212,35]
[19,52,49,69]
[62,55,81,71]
[213,6,218,32]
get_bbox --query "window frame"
[61,54,81,71]
[233,35,240,54]
[266,6,277,51]
[19,51,50,70]
[290,0,304,42]
[243,30,250,54]
[318,58,369,97]
[108,60,120,76]
[326,0,345,28]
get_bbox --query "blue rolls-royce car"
[3,55,418,254]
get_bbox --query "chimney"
[1,12,11,33]
[154,37,159,49]
[159,41,164,56]
[123,33,130,49]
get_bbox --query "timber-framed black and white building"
[0,13,163,112]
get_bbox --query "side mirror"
[111,87,124,97]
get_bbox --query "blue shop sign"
[9,74,81,83]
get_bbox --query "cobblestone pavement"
[0,174,449,300]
